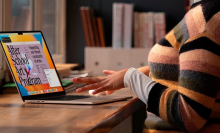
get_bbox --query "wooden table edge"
[85,98,145,133]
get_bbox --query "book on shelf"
[123,4,134,48]
[112,3,134,48]
[154,12,166,43]
[112,3,167,49]
[139,13,144,48]
[97,17,106,47]
[112,3,124,48]
[143,12,154,48]
[85,7,96,47]
[133,12,166,48]
[80,7,91,47]
[55,63,79,70]
[90,9,101,47]
[80,4,166,48]
[133,12,140,48]
[55,63,79,78]
[80,6,106,47]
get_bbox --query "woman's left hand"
[72,68,128,95]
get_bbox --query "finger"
[72,77,102,84]
[92,86,110,95]
[106,90,115,95]
[76,82,102,92]
[103,70,116,75]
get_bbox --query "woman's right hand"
[102,70,117,95]
[73,68,128,95]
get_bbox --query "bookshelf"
[66,0,186,65]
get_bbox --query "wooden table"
[0,88,146,133]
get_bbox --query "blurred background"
[0,0,189,89]
[0,0,187,64]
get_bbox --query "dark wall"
[66,0,186,64]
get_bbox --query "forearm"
[124,67,156,105]
[137,66,150,76]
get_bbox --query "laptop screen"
[0,32,65,97]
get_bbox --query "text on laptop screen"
[0,33,64,96]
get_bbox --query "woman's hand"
[72,68,128,95]
[103,70,117,75]
[102,70,117,94]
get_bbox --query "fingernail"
[74,77,78,80]
[76,88,81,92]
[92,90,96,95]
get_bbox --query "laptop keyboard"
[40,95,93,101]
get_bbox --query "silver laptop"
[0,31,132,104]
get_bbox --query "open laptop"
[0,31,132,104]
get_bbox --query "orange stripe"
[192,5,206,33]
[198,124,220,133]
[148,52,179,65]
[153,79,216,112]
[159,88,176,122]
[180,60,220,78]
[180,95,200,132]
[184,32,220,45]
[180,49,220,68]
[142,129,185,133]
[150,44,179,57]
[151,78,179,89]
[213,102,220,112]
[210,111,220,119]
[178,86,215,109]
[206,12,220,43]
[165,30,181,50]
[180,95,207,129]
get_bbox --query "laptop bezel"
[0,31,66,101]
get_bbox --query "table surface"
[0,87,145,133]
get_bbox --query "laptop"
[0,31,132,104]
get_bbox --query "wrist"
[137,66,150,76]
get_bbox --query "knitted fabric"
[146,0,220,132]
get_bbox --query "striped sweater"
[146,0,220,132]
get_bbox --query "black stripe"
[158,38,173,47]
[151,70,179,82]
[179,70,220,98]
[149,62,179,81]
[201,0,220,22]
[206,119,220,125]
[190,1,202,9]
[167,91,187,131]
[179,37,220,56]
[147,83,168,116]
[179,77,219,98]
[149,62,179,74]
[181,94,212,120]
[215,99,220,103]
